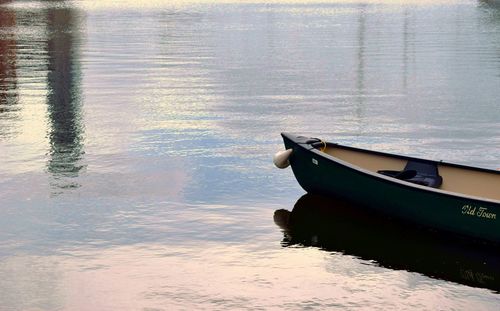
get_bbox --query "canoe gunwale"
[328,141,500,176]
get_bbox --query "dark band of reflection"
[274,194,500,293]
[46,5,85,190]
[0,3,18,128]
[480,1,500,8]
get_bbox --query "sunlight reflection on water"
[1,0,500,309]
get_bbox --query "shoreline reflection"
[274,194,500,293]
[45,5,85,191]
[0,2,18,137]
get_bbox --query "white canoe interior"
[324,145,500,202]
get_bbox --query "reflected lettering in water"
[274,194,500,293]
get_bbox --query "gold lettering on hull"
[460,268,495,285]
[462,205,497,220]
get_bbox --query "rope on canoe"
[319,139,326,152]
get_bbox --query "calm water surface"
[1,0,500,309]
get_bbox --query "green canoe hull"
[282,133,500,244]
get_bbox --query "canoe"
[275,133,500,244]
[274,193,500,292]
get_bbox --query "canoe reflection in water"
[274,194,500,293]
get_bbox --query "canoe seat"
[378,160,443,188]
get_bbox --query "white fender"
[273,149,293,169]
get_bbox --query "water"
[1,0,500,309]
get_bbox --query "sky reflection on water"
[1,0,500,309]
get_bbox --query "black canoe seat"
[378,160,443,188]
